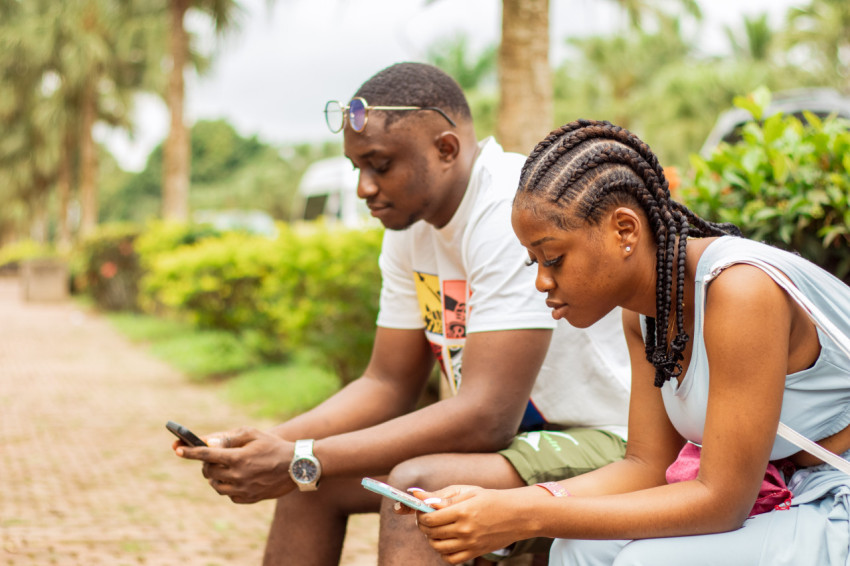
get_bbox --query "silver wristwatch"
[288,439,322,491]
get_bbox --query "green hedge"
[74,224,144,311]
[141,222,384,383]
[0,240,56,271]
[73,221,222,311]
[683,87,850,283]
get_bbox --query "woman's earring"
[625,246,632,253]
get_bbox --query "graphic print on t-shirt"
[443,280,467,339]
[413,271,468,394]
[414,272,443,334]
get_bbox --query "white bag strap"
[709,259,850,476]
[777,422,850,475]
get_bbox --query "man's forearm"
[269,373,422,441]
[313,393,519,479]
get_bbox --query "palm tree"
[47,0,155,237]
[564,14,693,129]
[786,0,850,91]
[726,13,775,62]
[495,0,703,155]
[612,0,701,29]
[0,0,61,243]
[498,0,552,154]
[427,34,497,92]
[161,0,242,221]
[0,0,165,244]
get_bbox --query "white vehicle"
[700,88,850,156]
[193,209,278,237]
[294,156,376,229]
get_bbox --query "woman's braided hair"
[516,119,741,387]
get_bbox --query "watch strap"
[294,438,314,458]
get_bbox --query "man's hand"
[175,426,296,504]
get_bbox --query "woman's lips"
[546,300,569,320]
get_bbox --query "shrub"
[0,240,56,273]
[684,87,850,283]
[262,223,384,383]
[141,230,279,336]
[142,222,384,383]
[134,220,222,268]
[74,224,143,311]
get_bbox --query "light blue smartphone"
[361,477,435,513]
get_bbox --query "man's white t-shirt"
[376,137,630,438]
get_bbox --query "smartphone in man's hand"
[166,420,208,447]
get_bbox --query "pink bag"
[666,442,793,517]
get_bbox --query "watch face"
[291,458,318,483]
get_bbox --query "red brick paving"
[0,276,378,565]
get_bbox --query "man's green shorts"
[501,427,626,485]
[484,427,627,561]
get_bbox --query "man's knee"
[387,455,451,491]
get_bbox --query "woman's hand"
[413,486,530,565]
[391,484,481,515]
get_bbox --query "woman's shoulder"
[690,236,812,278]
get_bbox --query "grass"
[149,331,258,380]
[105,312,340,419]
[224,356,340,419]
[106,312,195,343]
[107,312,258,379]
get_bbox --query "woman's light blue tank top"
[660,236,850,460]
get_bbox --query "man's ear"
[434,132,461,163]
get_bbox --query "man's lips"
[367,201,391,213]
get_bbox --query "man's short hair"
[354,62,472,128]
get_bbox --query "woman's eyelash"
[525,256,563,267]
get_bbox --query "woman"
[408,119,850,565]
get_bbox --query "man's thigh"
[500,428,627,485]
[388,452,526,491]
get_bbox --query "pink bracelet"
[535,482,571,497]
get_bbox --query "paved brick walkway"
[0,276,378,565]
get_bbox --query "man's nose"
[356,170,378,199]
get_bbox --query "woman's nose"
[536,270,555,293]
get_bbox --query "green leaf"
[752,87,772,115]
[802,110,823,132]
[733,95,762,121]
[763,114,786,146]
[842,153,850,175]
[778,223,795,243]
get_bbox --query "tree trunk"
[79,78,99,237]
[29,180,49,244]
[57,128,75,251]
[162,0,191,221]
[497,0,552,155]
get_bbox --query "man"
[175,62,630,565]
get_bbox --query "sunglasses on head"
[324,97,457,133]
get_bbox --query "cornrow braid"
[516,119,741,387]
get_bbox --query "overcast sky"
[98,0,804,171]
